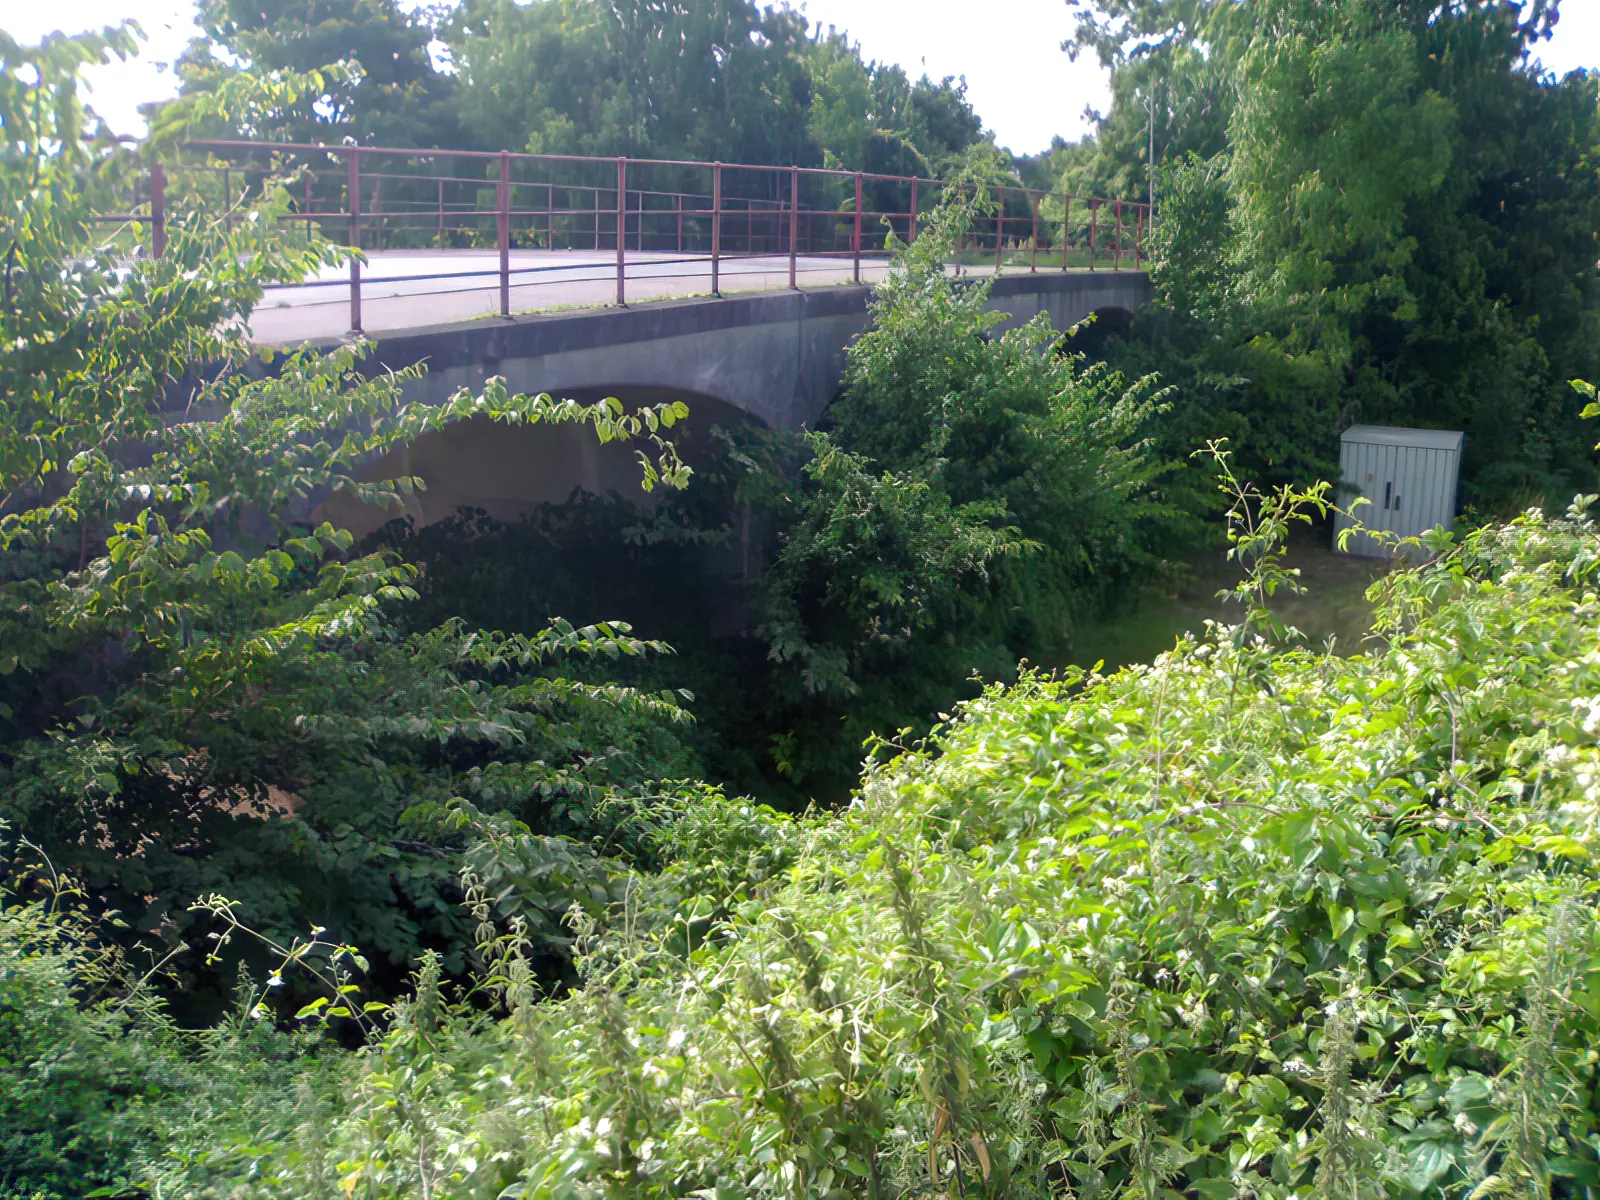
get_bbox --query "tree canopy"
[173,0,459,145]
[164,0,988,173]
[1062,0,1600,507]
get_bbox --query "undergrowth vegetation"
[11,466,1600,1197]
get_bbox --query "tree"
[1068,0,1600,506]
[442,0,986,168]
[0,31,696,1007]
[167,0,458,145]
[443,0,815,161]
[1032,45,1231,207]
[743,186,1175,790]
[1220,0,1456,461]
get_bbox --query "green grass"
[1070,531,1391,670]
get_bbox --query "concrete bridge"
[308,269,1152,533]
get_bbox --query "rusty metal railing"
[103,141,1152,337]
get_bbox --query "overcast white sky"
[6,0,1598,155]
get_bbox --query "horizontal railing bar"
[177,139,1151,218]
[256,253,777,290]
[256,249,1092,296]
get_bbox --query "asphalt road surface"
[247,249,902,344]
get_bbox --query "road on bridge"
[249,249,902,344]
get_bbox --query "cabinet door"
[1391,445,1416,541]
[1373,444,1401,536]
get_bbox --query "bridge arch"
[1060,304,1137,355]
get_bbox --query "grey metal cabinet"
[1332,425,1464,558]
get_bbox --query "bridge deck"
[247,249,1114,345]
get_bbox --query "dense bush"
[0,854,338,1198]
[747,194,1181,791]
[12,460,1600,1196]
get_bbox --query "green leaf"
[1404,1141,1456,1191]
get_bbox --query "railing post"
[676,193,683,254]
[1134,205,1143,268]
[1062,195,1070,271]
[853,172,863,284]
[149,161,166,258]
[1114,201,1124,270]
[594,188,600,251]
[1031,195,1039,273]
[711,162,722,297]
[1088,199,1098,271]
[909,178,918,244]
[615,158,627,306]
[437,177,444,246]
[789,165,799,289]
[347,147,362,333]
[498,150,511,318]
[956,189,963,274]
[994,186,1005,276]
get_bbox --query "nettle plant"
[164,440,1600,1199]
[0,31,696,994]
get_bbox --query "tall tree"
[444,0,815,160]
[1071,0,1600,505]
[1,32,696,1006]
[171,0,458,144]
[742,191,1173,791]
[442,0,985,167]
